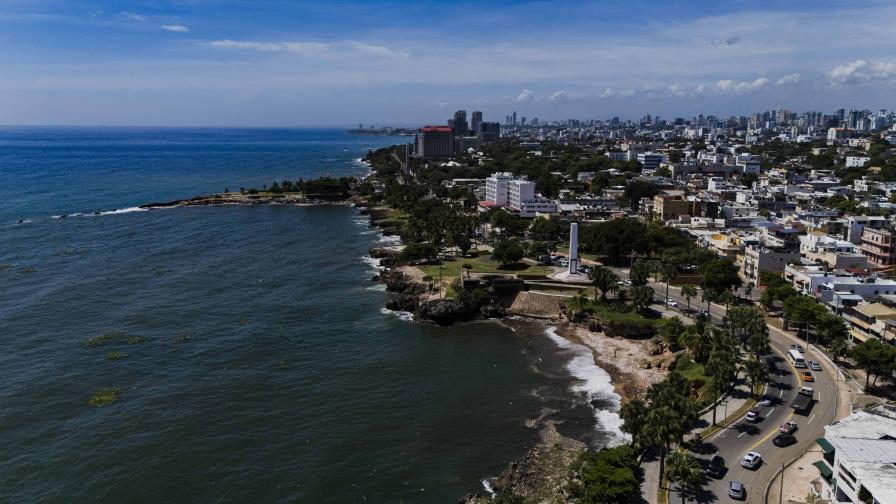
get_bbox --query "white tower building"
[568,223,579,274]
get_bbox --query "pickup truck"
[790,387,813,412]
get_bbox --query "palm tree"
[743,356,768,398]
[620,398,648,455]
[631,285,655,314]
[681,284,698,314]
[666,451,703,504]
[660,261,678,309]
[708,330,739,423]
[829,337,849,363]
[589,266,619,302]
[720,289,736,320]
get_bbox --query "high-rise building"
[453,110,468,136]
[471,111,483,134]
[512,111,517,125]
[414,126,455,160]
[478,122,500,143]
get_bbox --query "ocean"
[0,127,625,502]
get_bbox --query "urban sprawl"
[392,106,896,504]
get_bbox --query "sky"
[1,0,895,126]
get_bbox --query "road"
[593,263,839,503]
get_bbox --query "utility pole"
[439,265,444,299]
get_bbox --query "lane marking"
[808,414,816,425]
[767,407,775,417]
[737,431,747,438]
[779,388,784,397]
[746,411,794,452]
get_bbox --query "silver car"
[740,451,762,469]
[809,361,822,371]
[729,480,745,499]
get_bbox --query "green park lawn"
[418,254,532,280]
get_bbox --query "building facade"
[415,126,455,160]
[860,227,896,267]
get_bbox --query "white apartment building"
[846,156,871,168]
[484,172,555,218]
[846,215,888,244]
[637,152,665,171]
[813,407,896,504]
[799,232,868,269]
[606,151,627,161]
[485,172,515,206]
[508,179,535,209]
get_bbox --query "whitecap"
[96,207,149,216]
[481,478,496,496]
[378,234,402,245]
[366,283,387,292]
[544,326,630,445]
[361,256,385,274]
[380,307,413,321]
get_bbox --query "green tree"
[589,266,619,301]
[492,239,525,267]
[646,372,696,481]
[728,306,770,359]
[706,330,739,424]
[666,451,703,504]
[568,445,640,504]
[631,285,655,314]
[829,336,849,363]
[630,259,651,287]
[743,356,768,397]
[659,261,678,308]
[783,295,825,338]
[658,317,686,351]
[620,398,649,454]
[701,258,742,297]
[681,284,698,313]
[851,339,896,390]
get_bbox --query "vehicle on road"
[667,299,678,307]
[728,480,745,500]
[773,433,797,447]
[790,344,805,352]
[788,349,806,368]
[745,409,762,422]
[809,361,822,371]
[759,396,774,406]
[800,370,815,382]
[780,420,797,434]
[799,386,814,396]
[791,387,814,412]
[707,455,726,478]
[740,451,762,470]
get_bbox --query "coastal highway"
[592,263,839,503]
[654,281,838,503]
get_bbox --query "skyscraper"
[471,111,483,135]
[453,110,469,136]
[512,111,517,126]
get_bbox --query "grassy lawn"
[556,245,601,262]
[589,303,658,325]
[674,354,708,383]
[418,254,532,279]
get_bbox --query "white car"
[667,299,678,307]
[740,451,762,470]
[809,361,822,371]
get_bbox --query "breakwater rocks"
[377,269,507,325]
[141,192,349,209]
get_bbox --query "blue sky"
[1,0,895,126]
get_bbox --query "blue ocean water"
[0,128,622,502]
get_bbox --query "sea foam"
[380,307,413,321]
[544,326,631,445]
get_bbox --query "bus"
[788,349,806,368]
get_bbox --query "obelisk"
[568,222,579,275]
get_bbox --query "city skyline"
[2,0,896,126]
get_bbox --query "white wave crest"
[97,207,149,216]
[366,283,387,292]
[481,478,496,496]
[380,307,413,321]
[544,326,630,444]
[378,234,402,245]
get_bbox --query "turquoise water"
[0,128,621,502]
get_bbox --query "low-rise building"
[743,245,801,284]
[843,302,896,342]
[860,227,896,267]
[812,406,896,504]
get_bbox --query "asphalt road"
[653,281,838,503]
[593,263,839,503]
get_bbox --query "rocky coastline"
[141,192,354,209]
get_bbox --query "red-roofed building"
[415,126,454,160]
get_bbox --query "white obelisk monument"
[568,222,579,274]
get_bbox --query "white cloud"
[209,40,329,54]
[120,11,146,21]
[161,25,189,33]
[549,90,585,102]
[829,59,896,83]
[715,77,768,93]
[775,73,800,85]
[346,42,409,59]
[515,89,534,102]
[598,87,614,98]
[208,39,412,59]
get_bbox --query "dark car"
[773,433,797,447]
[706,455,726,478]
[729,480,745,500]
